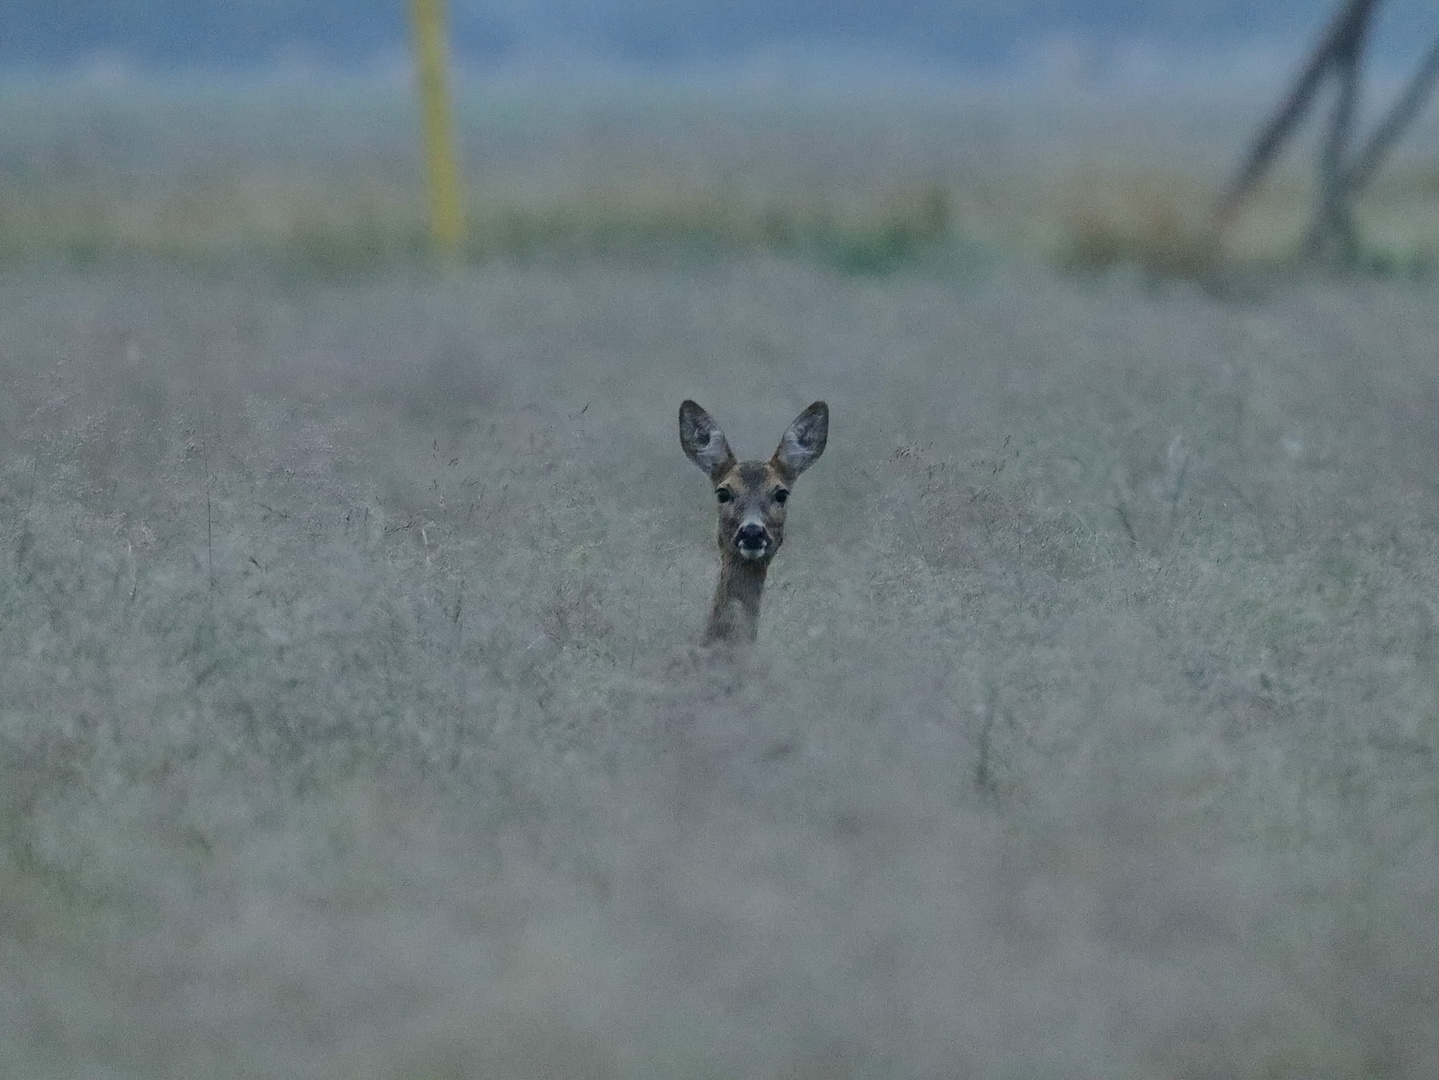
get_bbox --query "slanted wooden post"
[1218,0,1378,228]
[1215,0,1439,268]
[1216,0,1373,227]
[1344,35,1439,194]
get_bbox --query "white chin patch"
[738,544,769,560]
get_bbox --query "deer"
[679,400,828,645]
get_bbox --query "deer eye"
[715,488,733,503]
[773,489,789,505]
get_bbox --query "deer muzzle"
[735,521,771,559]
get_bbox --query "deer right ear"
[773,401,828,479]
[679,400,736,478]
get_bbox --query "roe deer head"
[679,399,828,644]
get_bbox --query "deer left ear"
[773,401,828,479]
[679,400,737,478]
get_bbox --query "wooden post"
[411,0,465,258]
[1305,0,1375,264]
[1220,4,1439,267]
[1218,0,1379,226]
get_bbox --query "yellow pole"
[411,0,465,257]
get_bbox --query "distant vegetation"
[2,82,1438,282]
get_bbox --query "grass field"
[3,82,1439,1078]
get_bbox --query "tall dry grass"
[4,256,1439,1077]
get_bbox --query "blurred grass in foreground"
[2,81,1439,279]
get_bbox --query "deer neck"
[705,551,769,644]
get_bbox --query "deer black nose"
[736,523,768,550]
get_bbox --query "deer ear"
[679,400,735,478]
[773,401,828,478]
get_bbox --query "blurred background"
[2,0,1437,275]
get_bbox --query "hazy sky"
[2,0,1436,79]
